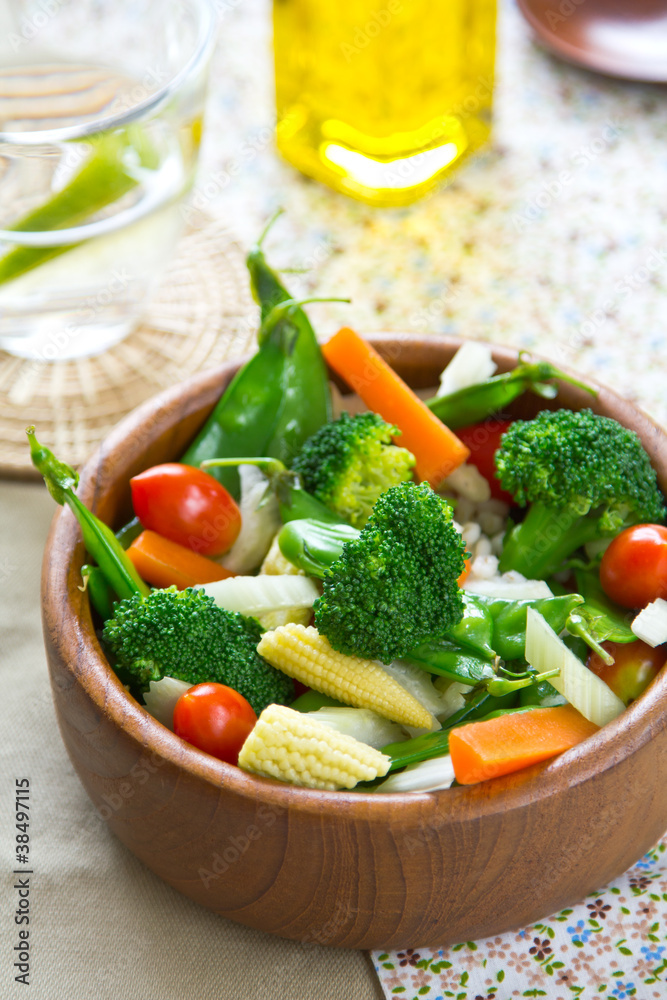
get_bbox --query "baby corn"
[257,624,433,729]
[237,704,390,790]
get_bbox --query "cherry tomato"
[599,524,667,609]
[173,683,257,765]
[587,640,666,706]
[130,463,241,557]
[455,419,515,504]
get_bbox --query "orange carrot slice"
[449,704,599,785]
[127,530,235,590]
[322,327,470,487]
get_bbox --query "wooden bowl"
[42,336,667,950]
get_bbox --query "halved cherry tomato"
[130,463,241,557]
[599,524,667,609]
[173,683,257,765]
[455,419,515,504]
[587,640,666,706]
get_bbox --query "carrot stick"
[127,530,235,590]
[322,327,470,487]
[449,704,599,785]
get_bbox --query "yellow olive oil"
[273,0,496,206]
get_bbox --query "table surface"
[2,1,666,997]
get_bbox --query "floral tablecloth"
[373,840,667,1000]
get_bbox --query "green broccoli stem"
[200,457,345,524]
[27,427,149,602]
[498,501,603,580]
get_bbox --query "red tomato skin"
[599,524,667,609]
[587,640,666,706]
[455,419,515,504]
[130,463,241,557]
[173,683,257,765]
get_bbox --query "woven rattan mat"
[0,218,258,478]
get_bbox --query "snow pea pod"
[27,428,148,601]
[477,593,584,661]
[425,360,595,430]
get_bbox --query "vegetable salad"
[30,218,667,794]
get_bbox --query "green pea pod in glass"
[0,127,159,287]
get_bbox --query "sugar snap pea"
[182,296,343,498]
[476,592,584,662]
[246,209,291,321]
[27,428,148,601]
[404,642,495,685]
[405,595,496,683]
[180,322,289,498]
[246,218,336,465]
[425,358,595,429]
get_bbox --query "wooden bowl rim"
[43,334,667,824]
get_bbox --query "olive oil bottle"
[273,0,496,206]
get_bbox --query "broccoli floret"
[313,481,466,663]
[102,587,293,715]
[291,412,415,527]
[496,408,666,579]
